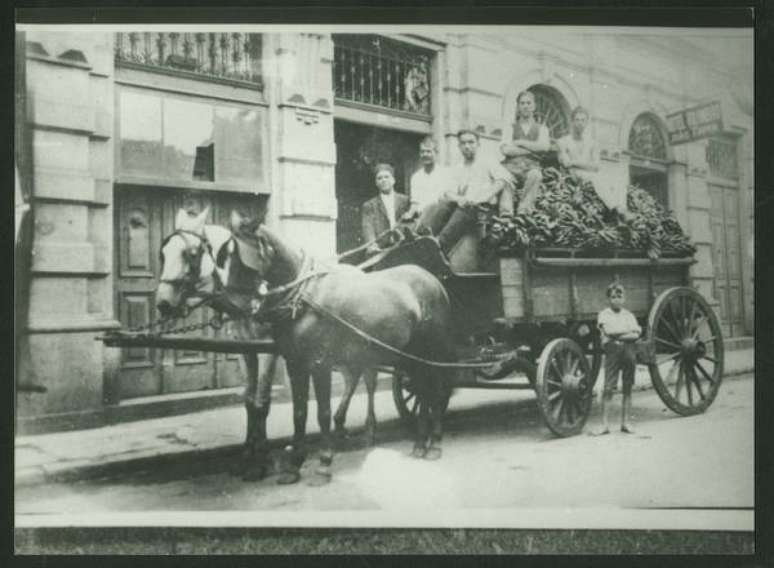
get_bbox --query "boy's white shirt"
[597,307,641,344]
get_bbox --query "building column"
[270,33,337,257]
[17,32,119,424]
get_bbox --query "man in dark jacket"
[361,163,411,257]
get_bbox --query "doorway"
[334,121,423,253]
[113,186,267,400]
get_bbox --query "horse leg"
[363,367,378,447]
[424,372,444,461]
[242,352,275,481]
[277,358,310,485]
[411,375,430,458]
[333,367,361,439]
[309,366,334,486]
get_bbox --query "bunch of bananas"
[484,168,696,259]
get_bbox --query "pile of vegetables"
[484,167,696,259]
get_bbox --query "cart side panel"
[499,257,525,319]
[500,257,688,321]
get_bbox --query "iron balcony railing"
[115,32,262,88]
[333,34,432,117]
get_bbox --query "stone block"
[279,217,337,258]
[33,203,89,242]
[280,161,337,218]
[32,241,98,274]
[90,76,113,139]
[89,138,114,181]
[33,167,94,203]
[278,106,335,164]
[29,277,88,317]
[687,208,713,244]
[689,243,715,279]
[18,332,105,417]
[686,177,711,210]
[33,130,90,171]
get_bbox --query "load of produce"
[484,167,696,259]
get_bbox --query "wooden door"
[114,186,263,400]
[709,183,745,338]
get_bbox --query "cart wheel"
[535,338,593,437]
[647,287,724,416]
[392,368,452,425]
[569,322,602,389]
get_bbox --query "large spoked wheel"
[569,321,602,390]
[647,287,724,416]
[535,338,593,437]
[392,368,452,425]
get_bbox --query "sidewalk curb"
[15,368,754,489]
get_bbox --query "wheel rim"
[570,322,602,388]
[536,338,592,437]
[648,287,724,415]
[391,369,451,423]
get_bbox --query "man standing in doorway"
[361,163,411,257]
[500,90,550,214]
[424,129,513,256]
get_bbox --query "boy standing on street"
[595,282,642,435]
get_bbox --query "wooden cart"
[372,238,725,437]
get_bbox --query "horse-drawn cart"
[372,238,724,437]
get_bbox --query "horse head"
[155,207,231,318]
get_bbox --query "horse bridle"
[158,229,218,294]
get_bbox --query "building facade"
[15,28,753,431]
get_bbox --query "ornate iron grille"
[529,85,570,140]
[706,138,739,179]
[628,113,668,160]
[333,34,432,116]
[115,32,262,88]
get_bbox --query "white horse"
[156,208,278,481]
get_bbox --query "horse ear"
[230,210,244,232]
[174,208,189,229]
[193,207,209,230]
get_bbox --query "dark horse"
[225,211,456,483]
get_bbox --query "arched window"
[628,113,669,208]
[526,84,571,140]
[628,113,668,161]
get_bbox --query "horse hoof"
[276,471,301,485]
[424,447,442,461]
[319,452,334,467]
[242,464,267,482]
[410,446,426,459]
[307,467,332,487]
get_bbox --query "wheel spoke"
[569,355,580,376]
[552,398,565,422]
[685,366,694,405]
[655,336,682,351]
[656,352,681,366]
[695,360,716,385]
[660,315,683,344]
[674,361,685,402]
[701,355,718,364]
[550,358,562,379]
[691,316,708,340]
[689,366,706,400]
[548,390,561,402]
[547,379,562,388]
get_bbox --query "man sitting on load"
[500,90,551,214]
[417,128,514,257]
[558,106,628,216]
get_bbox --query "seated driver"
[417,129,514,256]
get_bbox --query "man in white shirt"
[361,163,411,256]
[406,136,450,225]
[420,129,513,255]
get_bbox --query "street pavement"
[15,347,754,490]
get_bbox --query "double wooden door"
[709,182,745,338]
[114,186,263,400]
